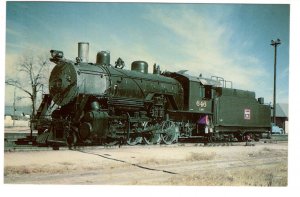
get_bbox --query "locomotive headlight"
[50,50,64,59]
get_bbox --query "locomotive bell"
[131,61,148,74]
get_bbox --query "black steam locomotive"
[35,42,271,146]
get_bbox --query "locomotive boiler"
[35,42,271,146]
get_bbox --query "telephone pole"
[271,38,281,125]
[13,86,16,126]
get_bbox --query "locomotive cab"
[166,71,220,114]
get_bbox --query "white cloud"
[5,4,285,105]
[5,53,19,77]
[142,6,269,94]
[6,27,23,38]
[278,66,289,80]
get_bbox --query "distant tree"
[5,53,50,138]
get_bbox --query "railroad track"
[4,131,288,152]
[4,139,287,152]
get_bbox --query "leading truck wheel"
[104,137,118,146]
[126,136,142,146]
[161,121,177,145]
[66,132,77,148]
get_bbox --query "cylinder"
[79,122,93,139]
[96,51,110,65]
[78,42,89,63]
[131,61,148,74]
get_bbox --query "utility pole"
[271,39,281,125]
[13,86,16,126]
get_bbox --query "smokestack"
[77,42,89,63]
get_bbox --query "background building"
[272,103,289,133]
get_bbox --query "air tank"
[96,51,110,66]
[131,61,148,74]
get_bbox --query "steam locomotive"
[35,42,271,146]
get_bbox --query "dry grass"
[185,152,216,161]
[138,152,216,165]
[262,147,272,152]
[139,158,173,165]
[4,142,288,185]
[4,162,93,176]
[248,147,286,158]
[167,162,287,186]
[4,165,68,175]
[4,161,130,176]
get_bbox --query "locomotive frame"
[34,42,271,147]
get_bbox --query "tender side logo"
[196,100,207,108]
[244,109,251,120]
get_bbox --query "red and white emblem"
[244,109,251,120]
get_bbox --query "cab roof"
[173,71,222,87]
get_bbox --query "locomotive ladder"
[35,94,52,119]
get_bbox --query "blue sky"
[5,2,290,105]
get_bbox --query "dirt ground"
[4,141,288,186]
